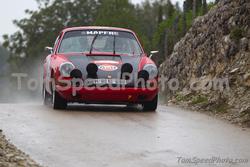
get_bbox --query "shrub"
[230,27,244,41]
[191,95,208,105]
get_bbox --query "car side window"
[53,34,62,52]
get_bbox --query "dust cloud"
[0,56,44,103]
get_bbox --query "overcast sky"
[0,0,190,42]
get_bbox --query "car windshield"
[58,30,143,56]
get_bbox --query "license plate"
[86,79,127,85]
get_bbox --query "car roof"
[62,26,135,34]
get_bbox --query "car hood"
[62,53,141,81]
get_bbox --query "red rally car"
[43,26,159,111]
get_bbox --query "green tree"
[0,45,9,75]
[3,0,98,71]
[185,0,193,11]
[95,0,137,29]
[193,0,197,19]
[158,3,163,24]
[202,0,207,14]
[165,0,175,19]
[182,1,187,35]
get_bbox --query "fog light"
[70,69,82,78]
[121,63,133,80]
[87,63,98,79]
[138,70,149,81]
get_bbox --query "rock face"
[160,0,250,126]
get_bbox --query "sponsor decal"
[98,64,118,72]
[93,60,121,64]
[82,31,119,36]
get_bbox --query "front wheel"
[51,83,67,110]
[142,95,158,112]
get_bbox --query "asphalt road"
[0,103,250,167]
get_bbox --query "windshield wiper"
[89,34,98,54]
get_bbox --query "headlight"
[59,62,75,77]
[143,64,158,79]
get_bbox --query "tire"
[51,82,67,110]
[142,94,158,112]
[43,85,51,106]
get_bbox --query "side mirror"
[45,46,53,54]
[149,51,159,59]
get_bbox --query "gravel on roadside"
[0,129,42,167]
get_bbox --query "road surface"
[0,103,250,167]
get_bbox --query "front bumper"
[56,85,158,104]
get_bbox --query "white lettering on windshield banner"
[83,31,119,36]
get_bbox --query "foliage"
[230,27,244,42]
[3,0,98,71]
[95,0,137,29]
[191,95,208,105]
[0,45,9,59]
[0,45,9,76]
[213,102,229,113]
[151,0,214,65]
[175,93,191,102]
